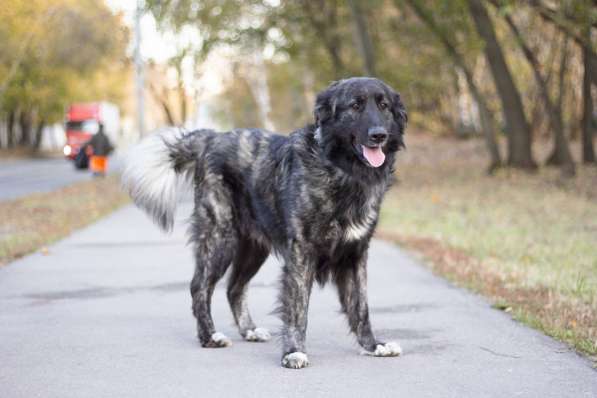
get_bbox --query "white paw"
[282,352,309,369]
[211,332,232,347]
[245,327,271,342]
[361,341,402,357]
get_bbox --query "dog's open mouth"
[354,141,385,168]
[351,136,386,168]
[361,145,385,167]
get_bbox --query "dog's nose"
[368,127,388,144]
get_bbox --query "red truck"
[63,102,119,167]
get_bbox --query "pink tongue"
[362,145,385,167]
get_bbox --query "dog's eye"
[351,103,361,111]
[379,101,388,110]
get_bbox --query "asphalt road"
[0,155,122,201]
[0,203,595,398]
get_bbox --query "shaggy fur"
[122,77,407,368]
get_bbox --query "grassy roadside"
[0,148,62,162]
[0,175,130,266]
[378,134,597,361]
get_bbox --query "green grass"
[378,135,597,359]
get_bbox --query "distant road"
[0,155,122,201]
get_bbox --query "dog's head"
[313,77,407,172]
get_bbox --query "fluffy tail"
[121,128,197,232]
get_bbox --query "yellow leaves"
[1,0,128,121]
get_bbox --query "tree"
[403,0,502,172]
[348,0,376,76]
[213,63,263,129]
[525,0,596,165]
[0,0,129,151]
[146,0,261,127]
[468,0,536,169]
[296,0,347,78]
[544,37,574,169]
[146,51,194,127]
[526,0,597,85]
[493,2,575,176]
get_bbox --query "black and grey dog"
[122,77,407,369]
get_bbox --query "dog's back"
[122,127,290,233]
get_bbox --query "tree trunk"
[175,60,187,125]
[498,7,574,176]
[179,83,187,125]
[7,110,15,148]
[452,68,466,136]
[32,118,46,151]
[403,0,502,172]
[528,27,559,137]
[582,27,596,164]
[468,0,536,169]
[348,0,376,76]
[149,82,176,126]
[18,110,32,147]
[159,100,176,126]
[471,76,503,173]
[327,43,345,78]
[545,37,575,176]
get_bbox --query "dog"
[122,77,407,369]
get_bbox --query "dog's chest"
[301,171,386,245]
[342,199,378,241]
[343,208,377,241]
[321,195,379,243]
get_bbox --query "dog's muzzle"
[367,127,388,146]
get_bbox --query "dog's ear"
[314,80,340,126]
[387,89,407,151]
[391,91,408,132]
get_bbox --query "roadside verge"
[0,175,129,266]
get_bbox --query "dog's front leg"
[279,242,315,369]
[336,256,402,357]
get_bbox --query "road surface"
[0,202,595,397]
[0,155,122,201]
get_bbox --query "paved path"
[0,155,122,201]
[0,203,595,398]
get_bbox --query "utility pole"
[134,0,145,138]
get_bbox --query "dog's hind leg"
[335,256,402,357]
[189,199,237,348]
[227,239,270,342]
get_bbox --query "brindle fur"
[122,77,407,368]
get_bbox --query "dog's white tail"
[121,128,196,232]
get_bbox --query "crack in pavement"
[479,346,521,359]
